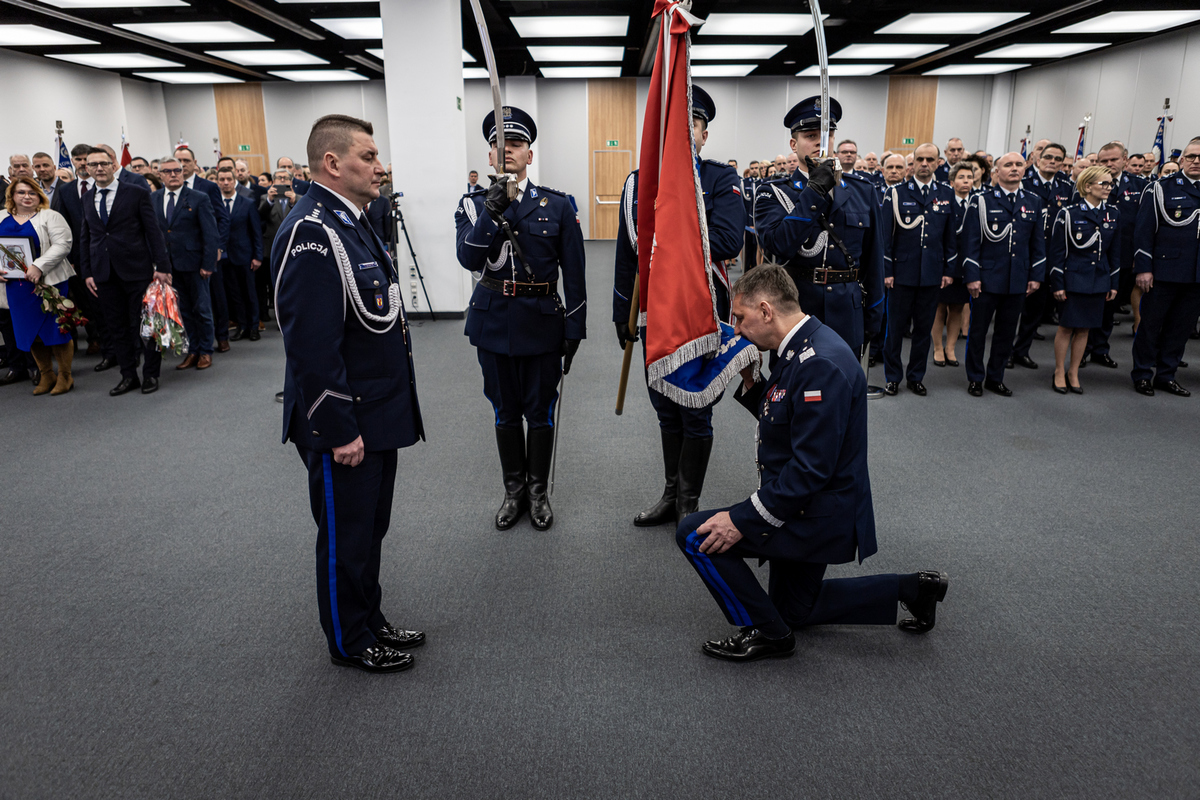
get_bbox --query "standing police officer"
[273,114,425,674]
[612,85,746,527]
[1011,142,1073,370]
[676,266,949,662]
[754,96,884,357]
[456,107,587,531]
[1130,136,1200,397]
[961,152,1047,397]
[879,142,958,396]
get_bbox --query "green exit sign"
[606,139,619,147]
[902,137,915,145]
[238,144,250,151]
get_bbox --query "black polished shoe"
[109,376,141,396]
[635,429,684,527]
[330,643,414,674]
[1133,380,1155,397]
[247,328,261,342]
[884,382,899,396]
[1068,381,1083,395]
[0,368,30,386]
[867,355,878,368]
[275,391,284,403]
[906,380,927,396]
[1012,354,1038,369]
[1090,353,1118,368]
[898,571,950,634]
[1153,380,1191,397]
[702,628,796,662]
[526,427,555,530]
[945,357,959,367]
[1052,376,1068,394]
[229,329,247,342]
[373,624,426,650]
[141,376,159,394]
[494,427,528,530]
[1180,360,1189,368]
[93,356,118,372]
[984,379,1012,397]
[933,358,946,367]
[967,381,983,397]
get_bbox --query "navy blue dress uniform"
[880,179,958,391]
[961,186,1047,393]
[271,181,424,665]
[1047,200,1120,328]
[1012,169,1074,364]
[611,85,747,526]
[1088,170,1148,362]
[941,193,973,306]
[676,310,948,659]
[753,96,885,356]
[741,172,759,267]
[1130,172,1200,394]
[455,106,587,531]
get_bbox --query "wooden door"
[213,83,270,170]
[588,78,637,239]
[884,76,939,154]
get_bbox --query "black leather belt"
[479,274,557,297]
[811,267,859,285]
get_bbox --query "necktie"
[80,180,87,198]
[99,188,109,224]
[226,198,233,214]
[167,191,176,220]
[921,185,929,201]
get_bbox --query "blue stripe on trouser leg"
[322,453,347,657]
[683,531,753,627]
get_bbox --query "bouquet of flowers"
[0,242,89,334]
[140,281,190,356]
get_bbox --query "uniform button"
[811,206,818,211]
[374,280,380,286]
[355,396,362,402]
[826,286,833,292]
[312,431,320,436]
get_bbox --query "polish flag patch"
[732,185,742,196]
[803,390,822,402]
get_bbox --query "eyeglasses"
[1180,154,1200,163]
[1094,181,1114,187]
[86,160,112,168]
[159,168,183,175]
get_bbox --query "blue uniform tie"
[166,191,176,220]
[99,188,109,224]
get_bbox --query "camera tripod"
[386,192,436,321]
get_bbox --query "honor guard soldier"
[879,142,958,396]
[1129,136,1200,397]
[961,152,1047,396]
[754,96,884,357]
[1011,142,1073,369]
[272,114,425,674]
[675,266,949,662]
[456,106,587,531]
[612,85,746,528]
[1087,142,1149,367]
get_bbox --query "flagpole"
[615,280,639,415]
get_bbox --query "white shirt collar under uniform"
[314,181,367,219]
[776,314,812,358]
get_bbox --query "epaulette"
[703,158,735,170]
[761,175,791,186]
[842,172,871,186]
[298,203,324,224]
[539,186,569,198]
[460,191,484,200]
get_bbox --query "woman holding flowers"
[0,177,76,395]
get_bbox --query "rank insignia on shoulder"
[785,349,794,360]
[530,188,538,198]
[769,387,787,402]
[540,197,548,207]
[797,347,815,363]
[332,209,354,226]
[803,390,822,403]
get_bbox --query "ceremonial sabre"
[467,0,518,203]
[549,374,564,494]
[808,0,831,161]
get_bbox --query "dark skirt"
[939,280,970,306]
[1058,292,1105,329]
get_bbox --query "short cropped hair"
[836,139,857,150]
[70,143,90,158]
[174,146,196,161]
[307,114,374,172]
[1076,165,1111,197]
[1098,141,1126,157]
[32,151,52,162]
[1042,142,1068,159]
[949,162,975,182]
[216,166,235,177]
[732,264,800,312]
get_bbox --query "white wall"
[119,78,170,160]
[260,81,390,171]
[933,77,992,155]
[161,85,219,163]
[1010,26,1200,158]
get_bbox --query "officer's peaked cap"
[483,106,537,145]
[691,84,716,123]
[784,95,842,133]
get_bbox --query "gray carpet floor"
[2,240,1198,799]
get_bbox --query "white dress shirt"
[93,179,118,218]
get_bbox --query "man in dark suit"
[258,168,297,324]
[175,146,230,349]
[78,147,172,395]
[676,265,949,662]
[97,144,151,192]
[215,166,263,341]
[235,159,267,203]
[155,156,218,370]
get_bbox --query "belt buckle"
[503,280,517,297]
[812,269,829,285]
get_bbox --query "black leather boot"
[494,427,527,530]
[675,436,714,522]
[634,429,684,527]
[526,426,555,531]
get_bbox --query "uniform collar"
[913,176,934,190]
[776,314,811,358]
[313,180,365,219]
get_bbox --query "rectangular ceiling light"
[979,42,1109,59]
[540,66,622,78]
[39,0,186,6]
[832,43,945,59]
[924,63,1029,75]
[206,49,327,65]
[511,16,629,38]
[48,52,183,68]
[115,21,271,43]
[691,44,786,60]
[463,67,490,79]
[1054,11,1200,34]
[134,71,243,83]
[691,64,757,77]
[527,46,624,61]
[312,17,382,39]
[269,69,367,82]
[797,63,892,76]
[0,24,98,46]
[698,14,819,36]
[876,13,1027,35]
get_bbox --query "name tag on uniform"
[358,261,379,271]
[803,390,822,403]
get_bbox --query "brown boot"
[50,343,74,395]
[30,342,56,395]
